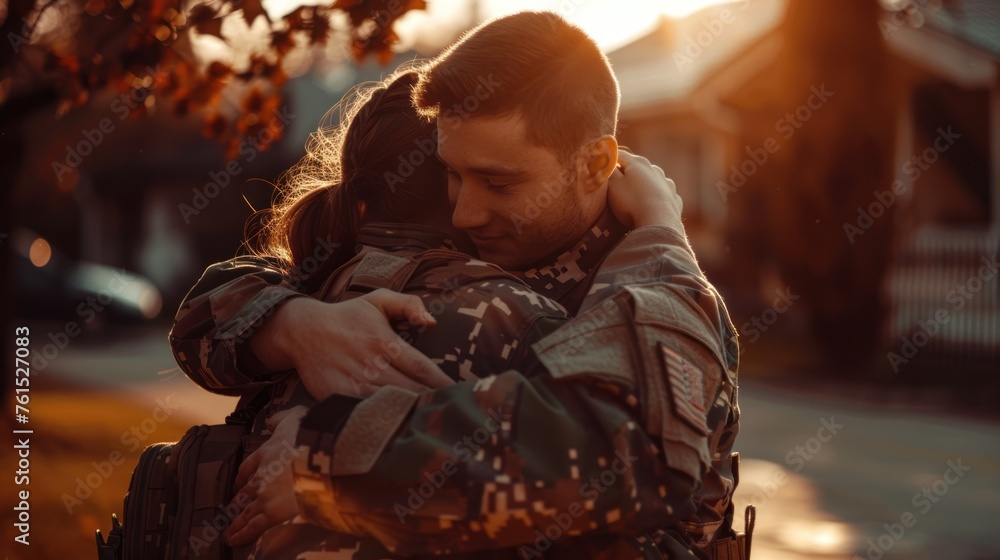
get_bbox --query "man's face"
[436,112,592,270]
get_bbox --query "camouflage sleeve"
[292,368,695,557]
[168,255,309,395]
[581,225,742,548]
[582,224,738,375]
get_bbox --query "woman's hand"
[254,289,454,401]
[607,152,684,231]
[224,406,308,547]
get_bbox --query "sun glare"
[202,0,742,65]
[659,0,738,18]
[484,0,740,50]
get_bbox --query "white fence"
[885,227,999,360]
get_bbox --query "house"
[879,0,998,365]
[608,0,998,363]
[607,0,787,282]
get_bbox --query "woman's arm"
[168,256,308,395]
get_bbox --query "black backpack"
[95,392,269,560]
[94,250,429,560]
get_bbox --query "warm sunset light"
[482,0,741,50]
[256,0,742,53]
[659,0,741,18]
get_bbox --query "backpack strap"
[225,386,272,428]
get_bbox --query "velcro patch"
[661,344,709,436]
[348,252,416,293]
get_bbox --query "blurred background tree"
[0,0,426,404]
[726,1,899,370]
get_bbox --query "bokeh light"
[29,237,52,267]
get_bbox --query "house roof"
[921,0,1000,58]
[606,0,786,116]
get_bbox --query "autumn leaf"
[270,29,296,57]
[203,112,228,139]
[187,4,216,26]
[237,0,269,27]
[188,4,227,42]
[331,0,426,62]
[172,97,189,117]
[241,87,267,114]
[84,0,105,17]
[206,60,233,81]
[309,10,331,46]
[331,0,364,10]
[333,0,377,27]
[44,52,81,73]
[225,137,242,160]
[283,5,310,29]
[195,17,226,41]
[187,80,225,107]
[6,0,428,174]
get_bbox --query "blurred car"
[10,227,162,325]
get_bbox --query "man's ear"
[579,135,618,193]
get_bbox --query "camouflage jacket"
[168,212,740,559]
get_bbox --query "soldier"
[171,11,745,560]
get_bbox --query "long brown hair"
[253,68,449,290]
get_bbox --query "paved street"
[733,383,1000,559]
[42,326,1000,560]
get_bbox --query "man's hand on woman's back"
[251,289,454,400]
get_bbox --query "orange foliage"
[5,0,425,156]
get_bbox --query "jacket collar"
[517,208,627,303]
[356,222,458,253]
[357,210,627,305]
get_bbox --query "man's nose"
[451,185,491,231]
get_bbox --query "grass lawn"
[1,377,192,560]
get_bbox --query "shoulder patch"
[348,252,416,293]
[660,343,710,436]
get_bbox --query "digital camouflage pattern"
[168,211,741,559]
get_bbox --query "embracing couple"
[169,10,745,560]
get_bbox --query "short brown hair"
[414,11,620,159]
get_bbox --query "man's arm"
[589,153,742,547]
[169,256,308,395]
[288,345,703,557]
[169,256,451,398]
[579,224,742,548]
